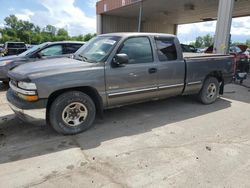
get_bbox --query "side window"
[40,45,63,56]
[65,44,83,54]
[118,37,153,64]
[155,38,177,61]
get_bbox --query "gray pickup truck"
[7,33,234,135]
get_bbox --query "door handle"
[148,68,157,74]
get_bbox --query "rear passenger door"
[105,36,158,106]
[155,37,185,97]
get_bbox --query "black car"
[0,41,85,83]
[3,42,27,56]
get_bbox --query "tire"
[49,91,96,135]
[198,77,219,104]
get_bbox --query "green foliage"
[0,15,96,44]
[190,34,213,48]
[190,34,250,49]
[245,39,250,48]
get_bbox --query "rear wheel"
[49,91,96,135]
[198,77,219,104]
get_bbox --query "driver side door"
[105,36,158,107]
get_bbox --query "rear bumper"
[7,89,47,125]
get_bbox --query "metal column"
[213,0,234,54]
[97,14,102,35]
[138,1,143,32]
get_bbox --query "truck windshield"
[74,36,121,63]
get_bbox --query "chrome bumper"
[8,102,46,125]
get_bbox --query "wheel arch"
[46,86,104,120]
[205,71,224,94]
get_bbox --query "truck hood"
[9,57,95,80]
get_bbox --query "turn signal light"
[17,93,39,102]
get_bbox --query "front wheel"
[49,91,96,135]
[198,77,219,104]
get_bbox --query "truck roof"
[99,32,176,38]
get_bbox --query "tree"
[83,33,94,41]
[190,34,214,48]
[44,25,57,36]
[4,15,20,30]
[194,36,203,48]
[203,34,213,47]
[246,39,250,48]
[57,28,68,37]
[0,15,96,44]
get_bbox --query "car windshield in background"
[7,43,26,48]
[19,43,48,57]
[230,46,242,53]
[75,36,121,63]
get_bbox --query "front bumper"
[7,89,47,125]
[8,102,46,124]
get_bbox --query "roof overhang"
[98,0,250,24]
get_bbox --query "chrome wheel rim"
[206,83,217,99]
[62,102,88,127]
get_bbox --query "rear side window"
[155,38,177,61]
[65,43,84,54]
[118,37,153,64]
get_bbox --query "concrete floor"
[0,81,250,188]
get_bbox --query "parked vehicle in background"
[244,48,250,59]
[236,45,250,60]
[0,44,4,57]
[196,48,206,53]
[7,33,234,135]
[229,45,249,75]
[2,42,27,56]
[0,41,85,83]
[204,44,249,82]
[181,44,197,53]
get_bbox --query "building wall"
[142,21,176,34]
[102,15,138,33]
[97,0,140,14]
[101,15,177,34]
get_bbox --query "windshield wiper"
[77,54,97,63]
[78,54,88,62]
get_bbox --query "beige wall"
[102,15,138,34]
[101,15,177,35]
[142,21,176,34]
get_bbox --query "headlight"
[0,61,12,66]
[18,81,37,90]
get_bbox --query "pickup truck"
[7,33,234,135]
[2,42,27,56]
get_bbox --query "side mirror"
[112,53,129,67]
[36,52,44,59]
